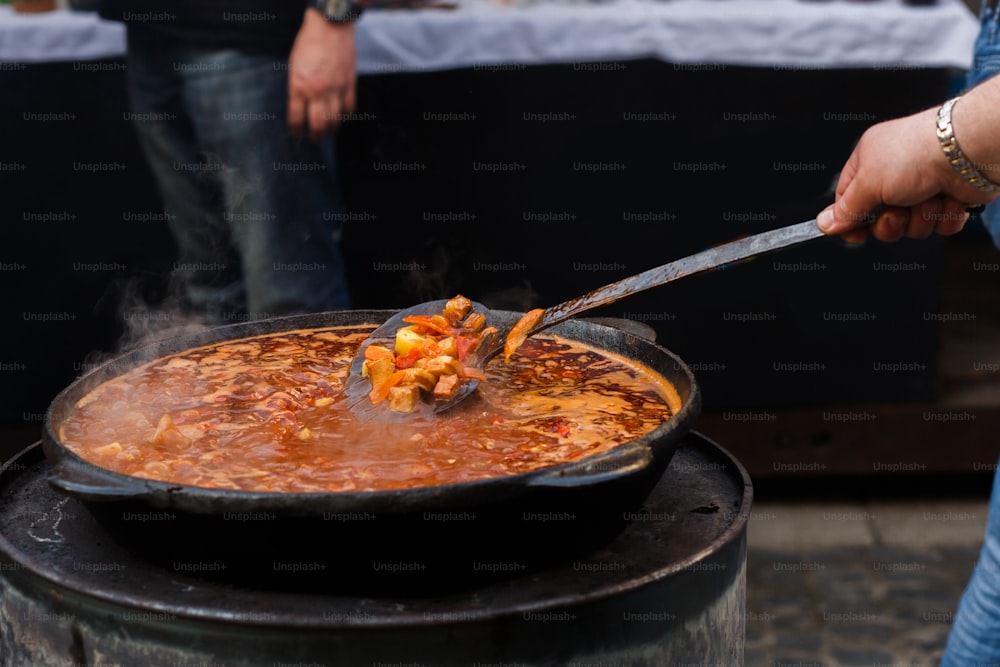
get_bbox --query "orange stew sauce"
[58,326,682,493]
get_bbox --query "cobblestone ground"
[745,540,980,666]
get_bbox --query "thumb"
[818,180,882,235]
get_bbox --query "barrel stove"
[0,431,750,666]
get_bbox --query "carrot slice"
[402,315,455,336]
[364,345,395,362]
[368,370,409,405]
[460,366,487,381]
[504,308,544,361]
[394,349,421,370]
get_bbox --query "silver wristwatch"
[312,0,365,23]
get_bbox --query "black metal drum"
[1,430,750,666]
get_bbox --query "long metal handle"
[536,218,825,332]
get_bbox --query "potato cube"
[436,336,458,358]
[404,368,438,392]
[395,326,425,356]
[424,355,462,376]
[387,385,421,413]
[367,357,396,389]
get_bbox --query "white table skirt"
[0,0,981,73]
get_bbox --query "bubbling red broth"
[57,326,682,493]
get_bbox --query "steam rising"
[478,281,540,313]
[79,274,214,374]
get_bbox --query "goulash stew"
[58,326,682,493]
[360,295,496,413]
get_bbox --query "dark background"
[2,58,997,494]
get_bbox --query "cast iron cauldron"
[40,310,701,592]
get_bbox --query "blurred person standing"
[98,0,366,321]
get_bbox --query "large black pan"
[41,310,700,590]
[43,309,700,514]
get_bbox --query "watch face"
[324,0,353,20]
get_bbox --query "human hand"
[816,106,996,244]
[287,8,358,140]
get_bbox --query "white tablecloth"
[0,0,981,72]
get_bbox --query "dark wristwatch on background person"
[312,0,366,23]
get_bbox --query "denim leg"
[940,459,1000,666]
[125,29,245,320]
[176,48,351,316]
[966,1,1000,251]
[943,15,1000,662]
[124,31,350,320]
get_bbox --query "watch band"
[936,96,1000,194]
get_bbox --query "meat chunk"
[442,295,473,324]
[433,373,460,398]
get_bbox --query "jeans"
[125,27,351,322]
[966,0,1000,249]
[942,10,1000,664]
[940,456,1000,665]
